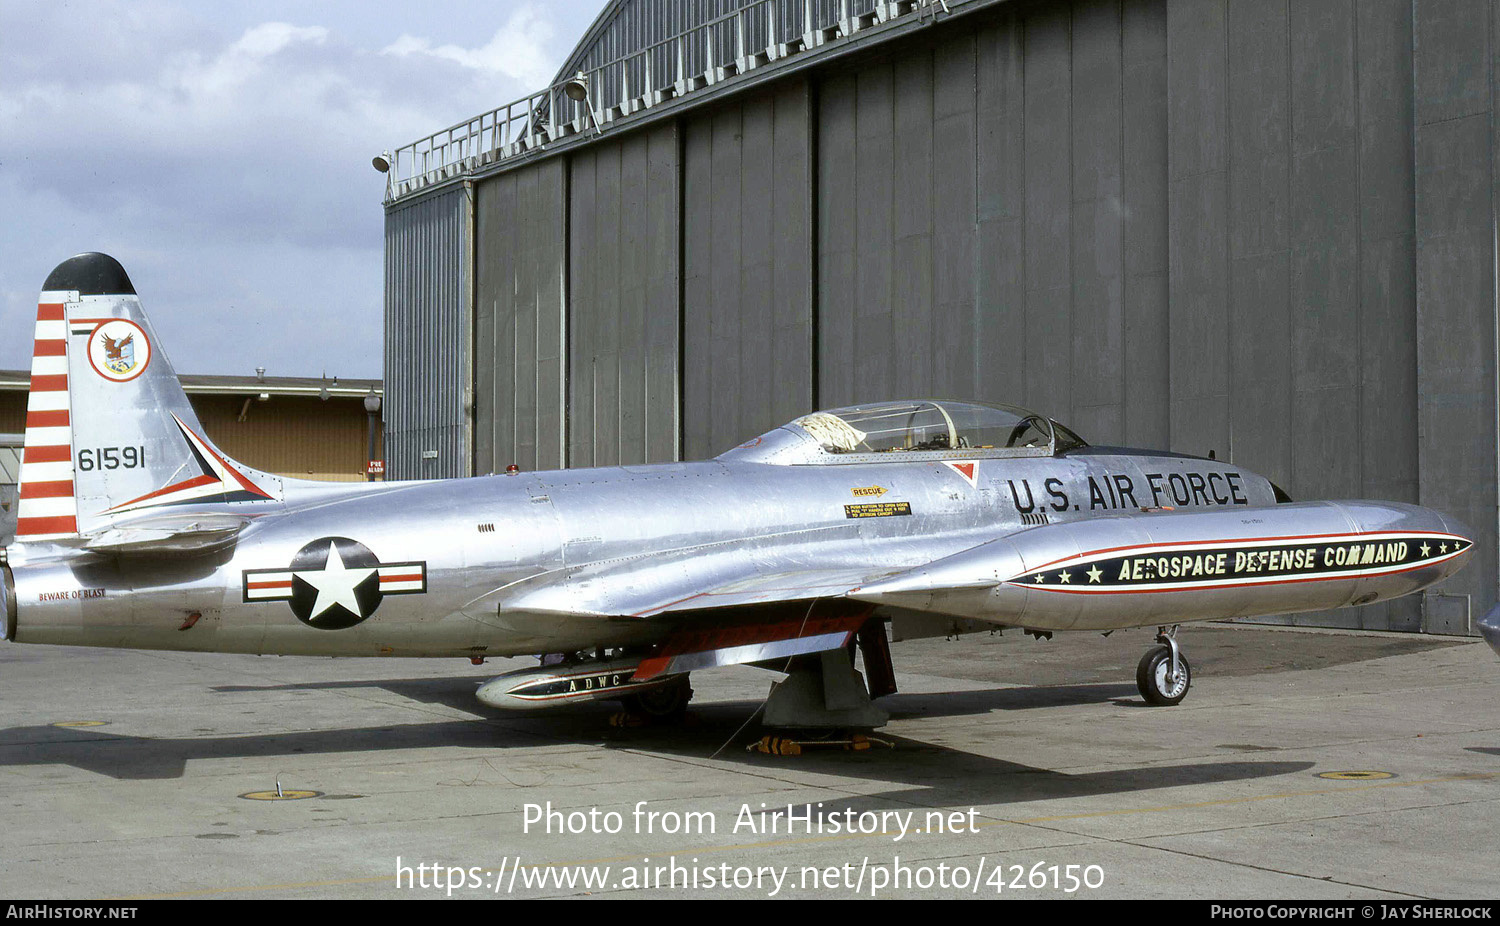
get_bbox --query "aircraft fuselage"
[4,448,1466,658]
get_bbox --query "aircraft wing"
[493,544,893,620]
[472,542,904,676]
[473,530,1007,680]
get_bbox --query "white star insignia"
[298,541,376,622]
[1033,573,1046,584]
[1420,543,1431,557]
[1086,565,1103,583]
[1440,543,1448,554]
[1058,570,1071,584]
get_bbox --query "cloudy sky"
[1,0,607,380]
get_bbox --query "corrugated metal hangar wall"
[384,0,1500,634]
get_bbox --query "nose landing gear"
[1136,625,1191,706]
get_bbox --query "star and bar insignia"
[243,536,426,630]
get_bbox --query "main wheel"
[1136,645,1191,706]
[621,675,693,719]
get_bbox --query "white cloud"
[0,1,601,379]
[166,22,330,98]
[382,6,557,89]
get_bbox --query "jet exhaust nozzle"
[475,657,681,711]
[1,555,14,642]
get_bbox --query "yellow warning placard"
[844,501,912,519]
[850,485,888,498]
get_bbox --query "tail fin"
[15,253,280,542]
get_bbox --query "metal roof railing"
[382,0,954,202]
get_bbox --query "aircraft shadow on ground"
[209,675,496,715]
[0,675,1312,809]
[204,673,1143,718]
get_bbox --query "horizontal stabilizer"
[81,513,251,554]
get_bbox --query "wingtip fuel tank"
[475,658,684,711]
[1480,604,1500,659]
[852,501,1473,632]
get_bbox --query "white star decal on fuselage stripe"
[299,541,376,622]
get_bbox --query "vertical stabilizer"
[15,253,281,543]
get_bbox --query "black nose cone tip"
[42,252,136,296]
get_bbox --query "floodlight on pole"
[561,71,603,135]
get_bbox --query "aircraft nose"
[1479,604,1500,659]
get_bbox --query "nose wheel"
[1136,626,1190,706]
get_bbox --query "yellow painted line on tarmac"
[108,770,1497,899]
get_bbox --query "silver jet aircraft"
[0,253,1487,729]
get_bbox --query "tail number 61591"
[77,446,146,471]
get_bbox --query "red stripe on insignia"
[380,572,423,583]
[26,410,69,429]
[33,340,66,357]
[36,303,64,321]
[16,515,77,536]
[23,445,72,463]
[29,374,68,392]
[19,480,73,499]
[247,580,293,591]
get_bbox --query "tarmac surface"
[1,623,1496,900]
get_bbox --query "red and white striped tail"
[15,298,78,540]
[12,252,283,544]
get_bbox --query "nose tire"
[1137,645,1191,706]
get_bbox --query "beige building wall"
[0,390,382,484]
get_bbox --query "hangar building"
[380,0,1498,636]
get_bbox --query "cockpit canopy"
[721,400,1088,465]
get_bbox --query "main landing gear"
[620,674,694,720]
[1136,625,1191,706]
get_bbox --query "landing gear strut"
[763,647,890,729]
[1136,625,1191,706]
